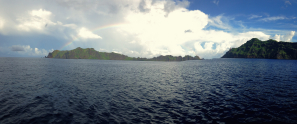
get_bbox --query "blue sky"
[188,0,297,34]
[0,0,296,58]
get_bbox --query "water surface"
[0,58,297,123]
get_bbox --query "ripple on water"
[0,58,297,123]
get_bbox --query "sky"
[0,0,296,59]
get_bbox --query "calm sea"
[0,58,297,124]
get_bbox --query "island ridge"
[46,47,202,61]
[222,38,297,59]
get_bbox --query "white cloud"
[117,1,277,58]
[30,9,52,19]
[207,15,231,30]
[0,0,295,58]
[35,48,40,54]
[78,27,102,39]
[17,9,55,31]
[285,1,291,5]
[260,16,288,21]
[270,31,295,42]
[213,0,219,5]
[0,17,6,35]
[0,17,4,29]
[249,15,262,19]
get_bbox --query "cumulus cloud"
[270,31,295,42]
[17,9,54,31]
[116,1,277,58]
[78,27,102,39]
[0,0,295,58]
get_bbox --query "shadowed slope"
[46,47,202,61]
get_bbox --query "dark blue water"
[0,58,297,124]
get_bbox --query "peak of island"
[221,38,297,59]
[46,47,202,61]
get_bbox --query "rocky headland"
[221,38,297,59]
[46,47,202,61]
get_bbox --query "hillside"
[221,38,297,59]
[46,47,201,61]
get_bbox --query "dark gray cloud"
[10,45,25,51]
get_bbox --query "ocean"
[0,57,297,124]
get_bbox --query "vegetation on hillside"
[221,38,297,59]
[46,47,201,61]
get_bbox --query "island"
[221,38,297,59]
[46,47,202,61]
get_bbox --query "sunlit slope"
[46,47,202,61]
[222,38,297,59]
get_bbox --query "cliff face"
[221,38,297,59]
[46,47,202,61]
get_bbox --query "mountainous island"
[46,47,202,61]
[222,38,297,59]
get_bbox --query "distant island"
[222,38,297,59]
[46,47,202,61]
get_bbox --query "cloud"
[207,15,231,30]
[138,0,151,12]
[213,0,219,5]
[17,9,54,31]
[0,0,295,59]
[0,17,4,29]
[285,1,292,5]
[184,29,192,33]
[0,17,7,35]
[11,45,32,53]
[118,2,277,58]
[163,0,190,16]
[10,45,25,51]
[285,1,292,6]
[270,31,295,42]
[259,16,288,21]
[248,15,262,19]
[8,45,52,56]
[78,27,102,39]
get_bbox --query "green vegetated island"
[46,47,202,61]
[222,38,297,59]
